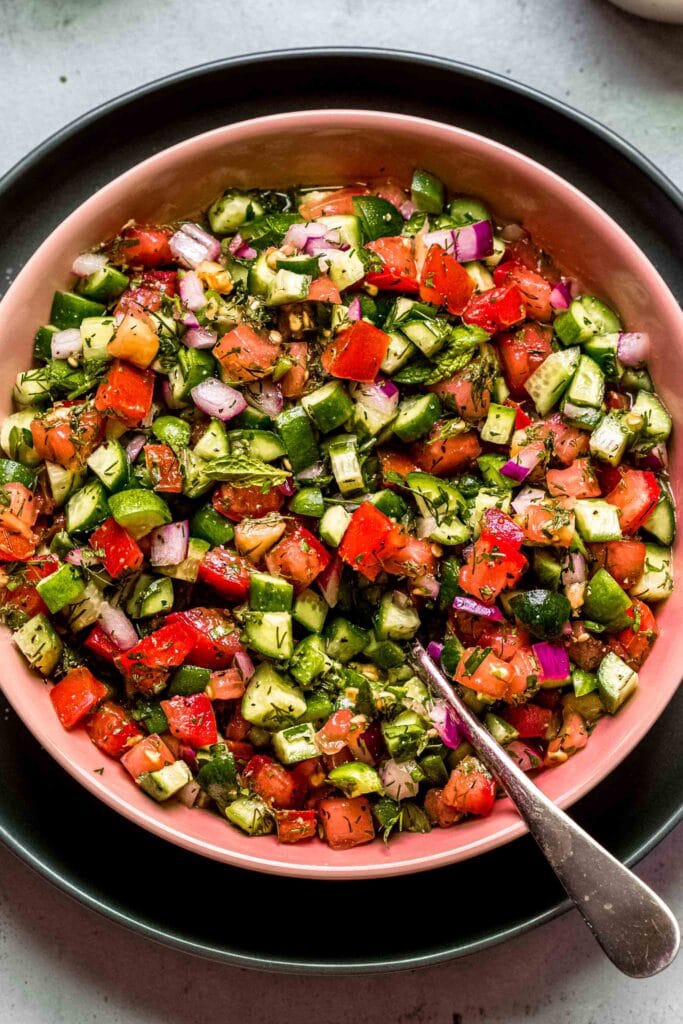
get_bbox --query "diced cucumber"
[190,505,234,547]
[225,796,274,836]
[290,486,325,518]
[86,439,129,492]
[368,489,407,520]
[329,435,364,495]
[77,265,129,304]
[228,429,286,463]
[524,346,580,415]
[574,499,622,542]
[393,394,441,443]
[629,544,673,603]
[319,505,351,547]
[290,635,330,687]
[126,574,174,618]
[554,296,621,345]
[411,169,445,214]
[275,407,319,474]
[463,261,495,292]
[350,392,397,439]
[631,390,672,444]
[480,403,517,445]
[597,651,638,714]
[80,316,116,361]
[328,760,383,798]
[152,415,191,450]
[485,713,519,745]
[13,613,63,675]
[266,268,312,306]
[50,290,105,330]
[620,367,653,392]
[583,569,632,629]
[483,236,507,269]
[565,355,605,408]
[209,190,264,234]
[491,374,511,404]
[380,331,416,375]
[572,667,598,697]
[180,449,213,499]
[1,409,42,466]
[247,251,276,297]
[45,461,84,507]
[241,663,306,727]
[139,760,193,802]
[168,664,211,697]
[477,454,516,491]
[249,572,293,612]
[325,617,369,663]
[381,710,427,761]
[448,196,490,226]
[642,493,675,546]
[589,412,630,466]
[366,634,404,669]
[560,399,604,431]
[65,479,109,534]
[401,318,447,358]
[108,488,172,539]
[469,489,511,538]
[293,588,328,633]
[316,214,363,248]
[36,562,85,613]
[33,325,59,363]
[67,581,105,631]
[13,367,51,406]
[302,381,353,433]
[158,537,210,582]
[272,722,319,764]
[325,249,366,291]
[582,333,620,380]
[0,458,36,489]
[193,418,229,460]
[244,611,294,660]
[375,592,420,640]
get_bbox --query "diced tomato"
[463,285,526,333]
[411,426,482,476]
[0,530,36,562]
[338,502,395,581]
[507,647,542,700]
[299,185,369,220]
[502,703,554,739]
[94,360,155,428]
[482,508,526,550]
[212,482,284,522]
[116,619,195,694]
[213,323,280,382]
[50,667,109,730]
[378,450,419,486]
[197,547,252,601]
[86,701,142,758]
[493,261,552,321]
[321,321,390,381]
[89,517,144,578]
[83,624,120,664]
[30,404,104,471]
[606,390,630,411]
[143,443,183,493]
[424,787,462,827]
[160,693,218,748]
[120,226,173,268]
[206,668,245,701]
[545,707,588,766]
[276,809,317,843]
[505,398,532,430]
[442,757,496,816]
[458,534,528,605]
[121,733,176,779]
[315,709,354,754]
[225,703,251,742]
[430,368,492,422]
[503,235,556,280]
[521,503,576,547]
[307,276,341,304]
[0,556,57,615]
[245,757,300,810]
[605,469,660,535]
[280,342,310,398]
[497,324,553,398]
[542,414,590,466]
[265,526,331,592]
[450,612,529,662]
[318,796,375,850]
[419,244,475,314]
[115,270,178,316]
[166,607,243,669]
[363,235,419,293]
[225,739,255,762]
[547,459,601,499]
[609,599,658,670]
[589,540,646,589]
[378,527,437,580]
[455,647,518,700]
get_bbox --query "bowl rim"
[0,98,681,880]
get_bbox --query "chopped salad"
[0,169,674,849]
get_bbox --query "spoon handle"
[409,640,680,978]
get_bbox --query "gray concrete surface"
[0,1,681,1021]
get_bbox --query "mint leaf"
[204,452,291,491]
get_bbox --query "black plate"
[0,49,681,974]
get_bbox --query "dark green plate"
[0,49,681,973]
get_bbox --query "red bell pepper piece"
[166,607,243,669]
[321,321,390,382]
[89,517,144,578]
[225,703,252,741]
[605,469,660,535]
[83,624,120,664]
[276,809,317,843]
[419,244,475,314]
[504,398,532,430]
[463,285,526,333]
[50,667,109,730]
[197,547,252,602]
[481,508,526,550]
[364,235,419,293]
[264,526,331,592]
[160,692,218,748]
[442,757,496,816]
[338,502,395,581]
[94,360,155,428]
[120,226,174,268]
[86,701,143,758]
[116,619,195,694]
[144,443,183,494]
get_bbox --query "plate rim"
[0,46,681,972]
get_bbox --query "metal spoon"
[408,639,680,978]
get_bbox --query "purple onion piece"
[71,252,108,277]
[347,296,362,321]
[617,332,650,367]
[179,222,220,260]
[234,650,255,681]
[125,434,146,463]
[500,459,531,483]
[400,199,417,220]
[452,595,503,621]
[245,378,284,418]
[550,280,572,310]
[452,220,494,262]
[426,641,444,662]
[428,700,461,749]
[183,326,217,350]
[179,270,206,311]
[51,328,83,360]
[191,378,247,421]
[97,603,138,652]
[532,641,570,681]
[561,552,587,587]
[511,486,545,516]
[278,478,296,497]
[150,521,190,567]
[422,228,455,251]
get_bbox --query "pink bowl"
[0,110,681,880]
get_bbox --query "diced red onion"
[71,252,108,277]
[169,223,220,268]
[179,270,206,311]
[347,296,362,321]
[550,280,572,310]
[511,486,545,516]
[278,478,296,496]
[180,745,198,773]
[296,461,326,481]
[561,552,586,587]
[377,377,400,400]
[414,573,440,599]
[452,221,494,262]
[422,228,455,251]
[191,378,247,421]
[352,379,399,416]
[617,332,650,367]
[183,326,217,350]
[305,236,341,256]
[65,547,92,567]
[177,780,203,808]
[637,444,667,471]
[180,310,200,329]
[228,233,246,255]
[532,641,570,681]
[97,603,138,652]
[428,700,461,749]
[51,328,83,360]
[427,640,444,661]
[161,378,187,411]
[501,224,526,242]
[507,740,542,773]
[125,434,146,463]
[400,199,417,219]
[500,459,531,483]
[416,516,437,540]
[245,378,284,418]
[283,223,310,251]
[452,595,504,621]
[380,758,420,800]
[235,241,257,260]
[234,650,255,681]
[150,520,190,567]
[316,556,342,607]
